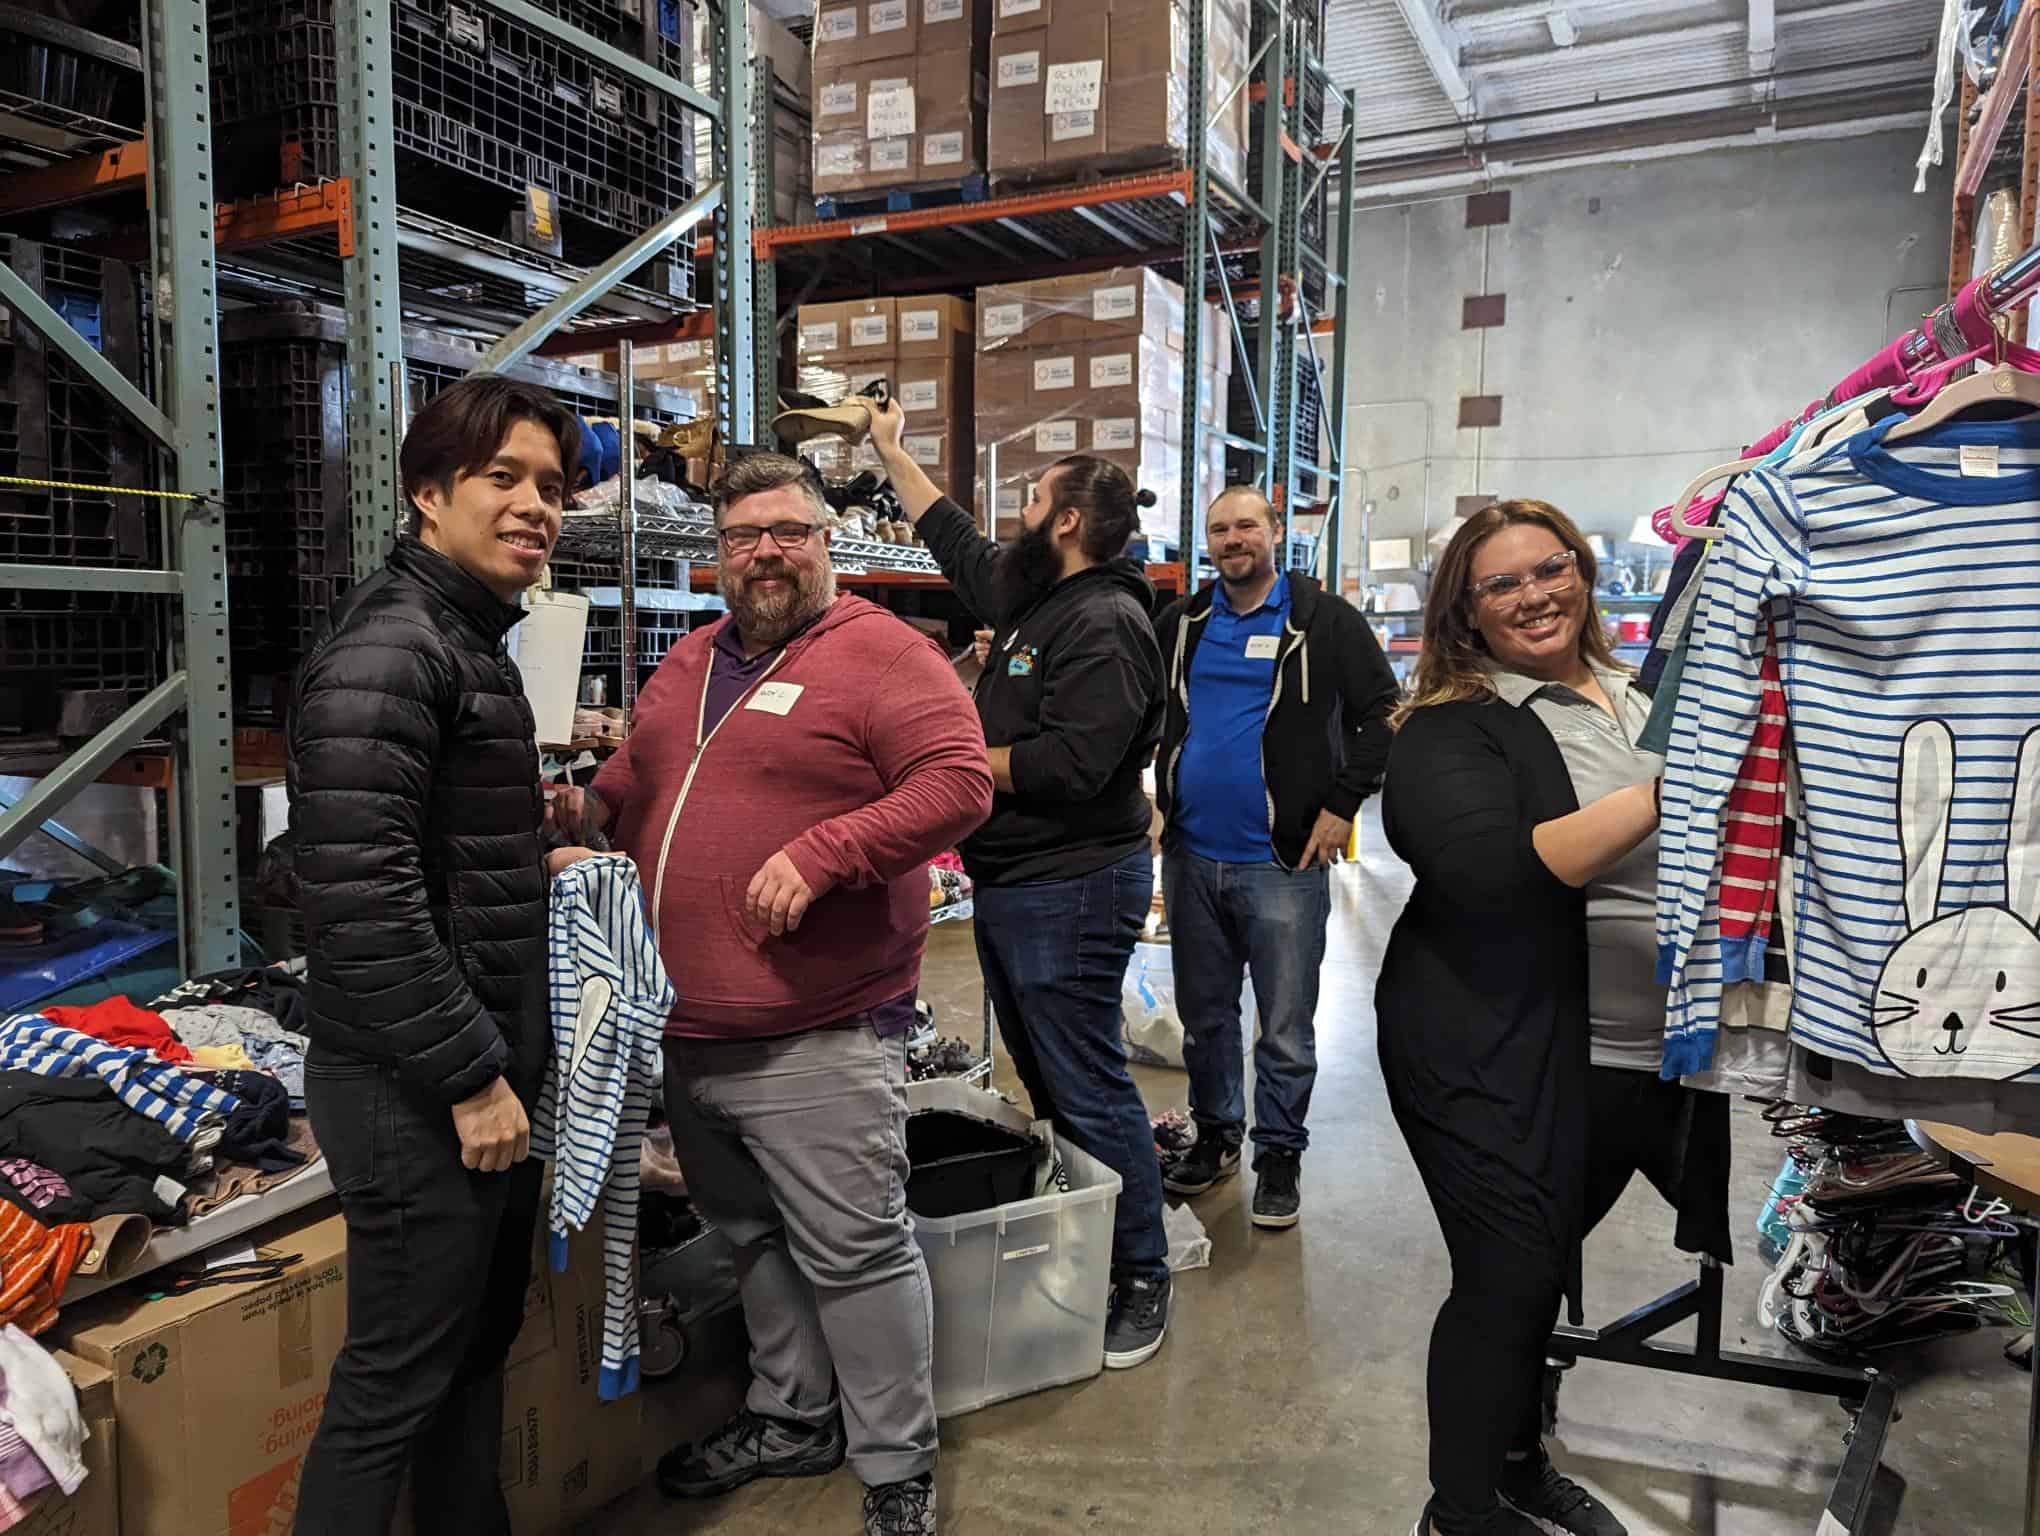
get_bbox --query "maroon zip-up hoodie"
[591,595,992,1039]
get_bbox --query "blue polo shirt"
[1174,573,1289,863]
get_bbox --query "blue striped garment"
[1657,413,2040,1082]
[0,1014,241,1140]
[528,856,674,1401]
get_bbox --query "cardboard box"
[15,1352,118,1536]
[57,1201,633,1536]
[1042,12,1109,164]
[988,35,1046,166]
[61,1210,353,1536]
[843,298,898,357]
[897,353,969,419]
[813,0,917,67]
[897,294,974,359]
[798,302,849,358]
[916,49,985,179]
[992,0,1049,30]
[919,0,990,61]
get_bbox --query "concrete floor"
[595,810,2030,1535]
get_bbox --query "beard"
[994,516,1065,617]
[719,553,837,650]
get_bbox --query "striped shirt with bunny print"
[1655,411,2040,1081]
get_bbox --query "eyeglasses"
[1469,549,1580,606]
[718,521,817,555]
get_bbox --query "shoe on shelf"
[1162,1132,1240,1196]
[1499,1445,1629,1536]
[656,1408,845,1499]
[863,1472,937,1535]
[1103,1270,1171,1370]
[1251,1151,1302,1230]
[774,379,891,447]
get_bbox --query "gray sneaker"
[656,1409,845,1499]
[863,1473,937,1535]
[1103,1270,1172,1369]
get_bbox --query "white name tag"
[746,682,805,716]
[1245,635,1280,660]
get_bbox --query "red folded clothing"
[42,997,192,1063]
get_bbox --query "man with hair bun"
[870,400,1175,1372]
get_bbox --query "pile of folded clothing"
[0,968,321,1334]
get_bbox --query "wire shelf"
[555,508,943,576]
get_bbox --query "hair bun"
[1134,488,1158,509]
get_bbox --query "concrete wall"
[1340,129,1955,586]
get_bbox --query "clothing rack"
[1547,1264,1896,1534]
[1522,252,2040,1523]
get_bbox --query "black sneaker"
[863,1473,937,1535]
[657,1409,846,1499]
[1162,1132,1240,1195]
[1251,1151,1302,1229]
[1499,1445,1629,1535]
[1103,1271,1171,1369]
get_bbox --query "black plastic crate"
[217,302,703,718]
[208,0,697,265]
[904,1111,1043,1220]
[0,237,163,737]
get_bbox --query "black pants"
[1416,1066,1732,1534]
[294,1055,542,1536]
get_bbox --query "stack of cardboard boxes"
[810,0,991,203]
[987,0,1248,186]
[974,266,1227,540]
[52,1204,638,1535]
[795,295,976,506]
[559,337,718,426]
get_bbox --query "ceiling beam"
[1748,0,1776,73]
[1391,0,1477,120]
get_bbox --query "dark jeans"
[972,845,1167,1279]
[294,1053,542,1536]
[1161,848,1331,1157]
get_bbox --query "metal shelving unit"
[0,0,758,968]
[746,0,1358,582]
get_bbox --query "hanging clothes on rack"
[1657,410,2040,1080]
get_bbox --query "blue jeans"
[1161,848,1331,1158]
[972,846,1167,1279]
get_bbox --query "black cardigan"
[1373,695,1590,1313]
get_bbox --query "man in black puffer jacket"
[287,375,592,1536]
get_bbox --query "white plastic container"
[910,1133,1123,1418]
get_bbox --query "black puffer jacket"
[287,538,551,1104]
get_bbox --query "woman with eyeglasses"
[1378,499,1713,1536]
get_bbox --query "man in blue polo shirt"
[1151,487,1399,1229]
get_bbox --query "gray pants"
[663,1026,937,1486]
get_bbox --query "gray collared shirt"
[1490,665,1667,1071]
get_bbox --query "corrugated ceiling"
[1327,0,1939,171]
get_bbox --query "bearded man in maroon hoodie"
[550,453,991,1536]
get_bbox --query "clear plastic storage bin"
[911,1133,1123,1418]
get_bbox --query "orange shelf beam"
[215,180,354,255]
[0,138,148,217]
[755,170,1195,255]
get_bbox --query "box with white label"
[813,0,918,67]
[985,0,1247,187]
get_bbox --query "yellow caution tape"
[0,474,207,502]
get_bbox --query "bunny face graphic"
[1869,721,2040,1081]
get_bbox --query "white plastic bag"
[1121,941,1186,1069]
[1164,1200,1211,1272]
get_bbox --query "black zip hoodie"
[918,497,1164,886]
[1153,572,1399,868]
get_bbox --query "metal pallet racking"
[0,0,757,969]
[747,0,1357,581]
